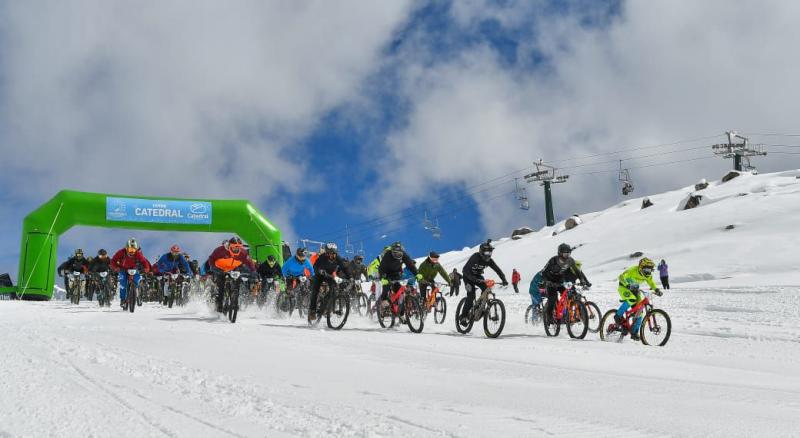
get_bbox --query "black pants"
[418,282,430,304]
[660,276,670,290]
[544,285,560,322]
[512,283,519,293]
[450,283,460,296]
[213,272,226,311]
[459,280,488,319]
[310,276,336,313]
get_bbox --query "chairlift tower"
[712,131,767,172]
[344,225,355,255]
[524,160,569,226]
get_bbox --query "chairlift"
[431,220,441,239]
[515,178,530,210]
[423,210,434,230]
[619,161,634,196]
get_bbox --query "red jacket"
[208,245,256,272]
[111,248,151,273]
[512,270,521,284]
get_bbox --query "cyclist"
[417,251,451,304]
[616,257,663,340]
[258,254,283,281]
[207,237,257,312]
[540,243,591,326]
[308,242,351,322]
[346,254,368,282]
[282,248,314,300]
[459,240,508,327]
[57,249,89,299]
[110,238,151,309]
[378,242,420,308]
[88,249,113,299]
[528,270,545,322]
[367,246,390,280]
[156,245,193,301]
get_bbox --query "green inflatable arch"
[15,190,282,301]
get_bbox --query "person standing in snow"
[658,259,670,289]
[450,268,461,297]
[511,269,521,293]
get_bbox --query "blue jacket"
[529,271,544,295]
[156,253,192,275]
[282,256,314,278]
[402,267,417,286]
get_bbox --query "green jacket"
[418,258,451,286]
[618,265,658,293]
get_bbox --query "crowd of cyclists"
[57,235,667,342]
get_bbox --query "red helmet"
[170,244,181,254]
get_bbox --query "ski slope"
[2,170,800,437]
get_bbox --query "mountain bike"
[415,281,447,324]
[543,282,589,339]
[164,272,189,308]
[307,275,350,330]
[91,272,112,307]
[221,270,252,323]
[123,269,139,313]
[377,280,424,333]
[599,289,671,346]
[276,276,308,317]
[68,271,85,305]
[345,279,369,316]
[455,279,506,338]
[258,277,280,309]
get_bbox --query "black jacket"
[451,271,462,286]
[378,251,417,281]
[58,256,89,275]
[313,254,351,279]
[89,257,112,273]
[346,261,368,281]
[541,255,587,287]
[258,261,283,279]
[461,253,506,284]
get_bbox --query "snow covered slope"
[1,170,800,437]
[437,169,800,289]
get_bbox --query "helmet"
[354,255,364,263]
[429,251,440,259]
[390,242,404,260]
[97,248,107,257]
[228,237,243,254]
[296,248,308,258]
[74,248,84,258]
[170,244,181,254]
[266,255,276,266]
[125,238,139,250]
[479,240,493,261]
[558,243,572,257]
[638,257,655,276]
[575,260,583,270]
[324,242,338,254]
[183,252,190,260]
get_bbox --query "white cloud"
[0,0,412,274]
[374,0,800,240]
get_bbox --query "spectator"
[450,268,462,297]
[658,259,670,289]
[511,268,521,293]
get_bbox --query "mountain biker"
[367,246,390,280]
[111,239,151,309]
[528,270,545,322]
[282,248,314,299]
[459,240,508,327]
[616,257,663,341]
[88,249,113,298]
[541,243,591,326]
[378,242,420,308]
[346,254,368,282]
[156,245,193,276]
[308,242,351,322]
[57,249,89,299]
[417,251,451,304]
[258,255,283,281]
[207,237,257,312]
[183,253,200,276]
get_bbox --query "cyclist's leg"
[544,286,559,321]
[119,274,128,302]
[631,293,646,334]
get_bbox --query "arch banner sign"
[106,197,212,225]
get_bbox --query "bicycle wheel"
[483,299,506,338]
[543,307,560,337]
[228,289,239,323]
[128,284,136,313]
[434,294,447,324]
[367,295,376,320]
[640,308,671,346]
[599,310,626,342]
[454,298,474,334]
[377,299,395,328]
[326,293,350,330]
[584,301,602,333]
[356,293,369,316]
[566,301,589,339]
[404,296,424,333]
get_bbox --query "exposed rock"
[564,215,582,230]
[552,231,558,237]
[725,224,736,230]
[629,251,643,259]
[694,178,709,191]
[682,194,703,210]
[722,171,741,183]
[641,198,653,209]
[511,227,534,240]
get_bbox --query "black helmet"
[558,243,572,257]
[324,242,338,254]
[267,255,276,262]
[478,240,493,261]
[390,242,404,260]
[296,247,308,258]
[429,251,440,259]
[97,248,107,256]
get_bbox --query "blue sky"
[2,0,800,281]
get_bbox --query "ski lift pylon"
[619,160,634,196]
